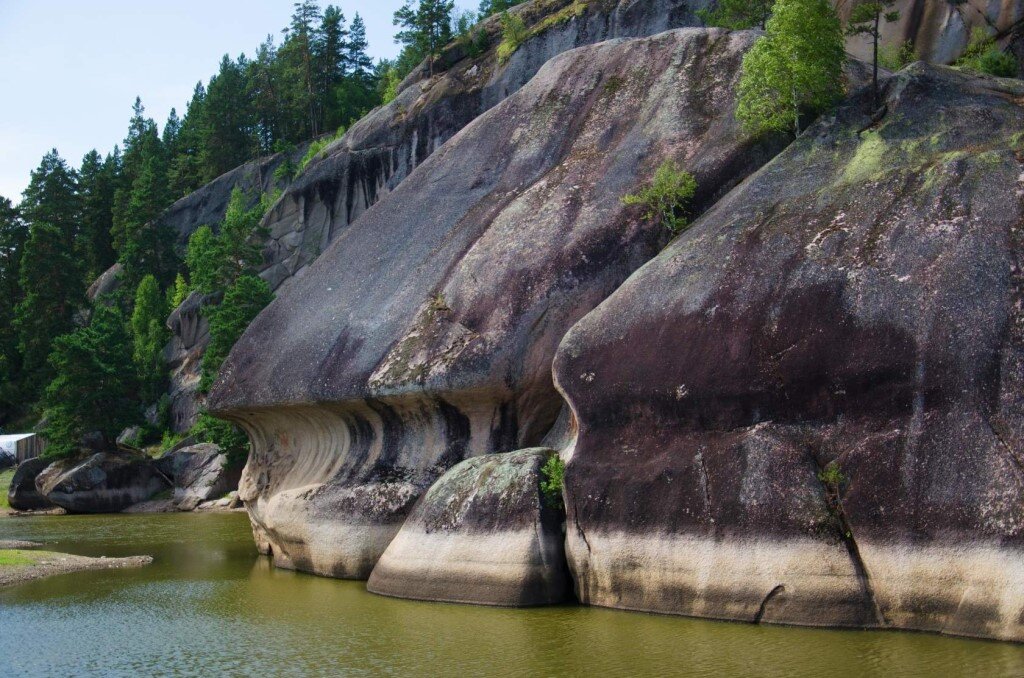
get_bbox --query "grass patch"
[622,160,698,234]
[0,468,14,511]
[0,550,46,567]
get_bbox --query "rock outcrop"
[7,458,55,511]
[553,64,1024,642]
[210,28,781,578]
[36,452,170,513]
[165,291,219,432]
[158,442,241,510]
[256,0,710,293]
[368,449,569,606]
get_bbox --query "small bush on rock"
[192,413,250,469]
[540,454,565,508]
[622,160,698,234]
[497,11,528,64]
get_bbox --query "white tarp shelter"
[0,433,44,464]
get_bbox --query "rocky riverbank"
[0,549,152,588]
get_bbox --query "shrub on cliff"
[697,0,771,29]
[130,274,169,403]
[736,0,845,136]
[540,454,565,508]
[956,28,1019,78]
[622,160,697,234]
[497,11,529,64]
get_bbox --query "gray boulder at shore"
[7,458,55,511]
[553,64,1024,642]
[368,449,569,606]
[158,442,241,510]
[210,28,780,578]
[36,452,170,514]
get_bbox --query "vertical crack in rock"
[753,585,785,624]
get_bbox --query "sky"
[0,0,420,203]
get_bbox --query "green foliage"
[622,160,698,234]
[478,0,518,19]
[171,273,190,308]
[736,0,845,137]
[43,304,139,459]
[878,40,916,71]
[697,0,771,29]
[955,28,1018,77]
[0,468,14,511]
[192,413,251,469]
[540,454,566,508]
[0,197,28,422]
[846,0,900,108]
[131,275,169,403]
[216,188,271,284]
[297,127,346,175]
[200,275,274,393]
[817,461,846,489]
[497,11,529,64]
[186,225,220,295]
[394,0,456,75]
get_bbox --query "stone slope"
[210,28,781,578]
[553,63,1024,642]
[256,0,710,292]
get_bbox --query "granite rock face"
[210,28,780,578]
[165,291,219,432]
[256,0,711,293]
[554,64,1024,642]
[7,458,55,511]
[368,449,569,606]
[159,442,242,510]
[36,452,170,514]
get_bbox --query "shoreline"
[0,549,153,588]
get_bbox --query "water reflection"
[0,513,1022,677]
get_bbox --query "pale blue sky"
[0,0,436,203]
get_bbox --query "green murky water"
[1,513,1022,677]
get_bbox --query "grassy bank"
[0,468,14,511]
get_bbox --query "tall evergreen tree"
[315,5,349,132]
[78,149,119,281]
[43,304,139,458]
[0,197,27,419]
[200,274,273,392]
[168,83,209,197]
[248,36,284,154]
[281,1,324,139]
[15,151,84,388]
[394,0,455,76]
[345,14,374,77]
[131,274,169,403]
[162,108,182,157]
[202,55,255,179]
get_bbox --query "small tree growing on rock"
[736,0,845,137]
[622,160,698,234]
[697,0,772,30]
[200,274,274,392]
[846,0,901,110]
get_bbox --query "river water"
[1,512,1022,677]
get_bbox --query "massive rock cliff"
[554,63,1024,642]
[210,28,780,578]
[256,0,710,292]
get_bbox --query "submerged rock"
[368,449,569,606]
[7,458,55,512]
[210,28,780,578]
[553,64,1024,642]
[36,452,170,514]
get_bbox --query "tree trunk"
[872,14,880,110]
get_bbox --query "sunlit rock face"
[367,449,569,606]
[255,0,712,294]
[209,28,781,579]
[554,64,1024,642]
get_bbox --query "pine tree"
[216,188,270,286]
[0,197,27,419]
[200,274,273,392]
[315,5,349,132]
[43,304,139,459]
[847,0,900,110]
[394,0,455,76]
[281,1,324,139]
[78,149,119,281]
[168,83,209,197]
[15,151,85,387]
[162,108,182,157]
[345,14,374,77]
[248,37,284,154]
[478,0,517,19]
[736,0,845,137]
[131,275,169,404]
[186,225,221,294]
[202,55,255,180]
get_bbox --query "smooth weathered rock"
[210,28,781,579]
[159,442,241,511]
[85,263,123,302]
[256,0,711,294]
[368,449,569,606]
[553,64,1024,642]
[7,458,55,511]
[116,426,142,447]
[36,452,170,514]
